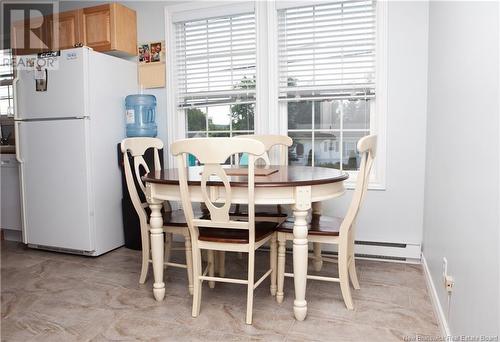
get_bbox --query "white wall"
[325,1,429,247]
[423,1,499,336]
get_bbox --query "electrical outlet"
[445,275,454,293]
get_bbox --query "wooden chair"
[171,137,279,325]
[121,137,193,294]
[231,134,292,224]
[276,135,377,309]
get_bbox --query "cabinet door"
[46,10,82,50]
[81,4,112,52]
[11,16,50,55]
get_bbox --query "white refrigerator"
[14,47,137,256]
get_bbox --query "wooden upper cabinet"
[46,10,82,51]
[11,3,136,56]
[81,3,137,56]
[81,5,112,52]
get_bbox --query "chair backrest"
[121,137,163,227]
[236,134,292,166]
[171,138,266,246]
[340,135,377,236]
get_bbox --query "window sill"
[344,181,386,191]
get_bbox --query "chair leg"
[270,234,277,296]
[139,233,150,284]
[348,256,360,290]
[338,247,354,310]
[208,250,215,289]
[217,251,226,278]
[192,245,203,317]
[246,249,255,325]
[313,242,323,272]
[276,236,286,303]
[184,235,194,295]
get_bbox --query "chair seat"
[278,215,343,236]
[198,221,278,244]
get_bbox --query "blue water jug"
[125,94,158,137]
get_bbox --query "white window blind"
[176,12,256,108]
[278,0,376,101]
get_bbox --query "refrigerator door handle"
[14,121,23,163]
[13,76,20,120]
[14,121,28,243]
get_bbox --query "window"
[166,1,385,185]
[278,0,376,172]
[0,50,14,116]
[176,12,256,147]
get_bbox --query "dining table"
[143,165,348,321]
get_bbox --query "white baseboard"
[421,253,451,337]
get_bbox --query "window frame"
[175,10,258,141]
[165,0,387,189]
[0,49,15,116]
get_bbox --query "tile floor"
[1,241,440,341]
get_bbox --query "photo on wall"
[138,41,164,64]
[150,42,162,63]
[138,44,150,63]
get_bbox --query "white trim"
[267,0,281,136]
[372,0,388,190]
[165,5,184,168]
[165,1,252,17]
[343,0,387,191]
[255,0,268,135]
[276,0,343,10]
[171,2,254,23]
[421,254,451,337]
[498,1,500,332]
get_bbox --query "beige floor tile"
[0,242,440,341]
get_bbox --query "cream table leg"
[293,186,311,321]
[312,202,323,272]
[149,201,165,301]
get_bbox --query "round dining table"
[143,165,348,321]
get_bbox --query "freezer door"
[16,48,88,120]
[17,119,95,251]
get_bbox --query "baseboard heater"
[352,240,421,262]
[261,240,422,263]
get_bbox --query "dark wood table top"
[143,165,348,188]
